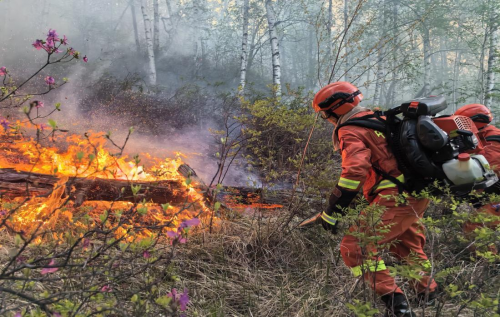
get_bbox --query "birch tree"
[265,0,281,97]
[141,0,157,86]
[485,3,499,108]
[373,0,388,105]
[239,0,250,94]
[153,0,160,56]
[343,0,350,82]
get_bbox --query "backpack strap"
[334,112,407,194]
[334,114,387,138]
[485,135,500,143]
[372,166,407,194]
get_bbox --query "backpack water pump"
[336,96,498,193]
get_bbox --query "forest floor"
[173,207,494,316]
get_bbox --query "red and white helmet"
[455,103,493,129]
[312,82,363,119]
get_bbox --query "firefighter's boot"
[382,293,416,317]
[416,291,437,307]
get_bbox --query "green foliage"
[237,91,338,189]
[346,300,379,317]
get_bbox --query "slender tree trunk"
[130,1,141,54]
[165,0,173,16]
[153,0,160,56]
[373,48,385,106]
[265,0,282,97]
[440,37,448,95]
[422,24,432,96]
[388,0,398,105]
[247,17,264,74]
[373,0,388,106]
[239,0,250,94]
[141,0,157,86]
[478,30,488,104]
[452,51,462,111]
[328,0,333,57]
[343,0,350,81]
[485,9,499,108]
[308,27,315,89]
[452,18,463,111]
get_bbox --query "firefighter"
[455,104,500,249]
[312,82,438,317]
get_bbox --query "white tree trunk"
[373,47,385,105]
[343,0,350,81]
[440,37,448,95]
[239,0,250,94]
[328,0,333,59]
[373,0,388,106]
[265,0,281,97]
[422,25,431,96]
[141,0,157,86]
[153,0,160,55]
[485,11,499,108]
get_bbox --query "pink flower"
[179,289,189,311]
[166,230,187,244]
[82,238,90,250]
[101,285,112,292]
[46,39,55,49]
[0,118,9,131]
[61,35,68,45]
[15,312,21,317]
[41,259,58,275]
[16,256,27,263]
[0,66,6,76]
[83,56,88,63]
[47,29,60,42]
[32,40,45,50]
[167,288,190,311]
[45,76,55,85]
[30,101,44,108]
[180,218,201,228]
[143,250,151,258]
[68,48,75,55]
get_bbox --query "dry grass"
[173,207,499,317]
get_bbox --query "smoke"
[0,0,260,186]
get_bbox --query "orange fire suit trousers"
[463,203,500,252]
[340,191,438,296]
[464,203,500,233]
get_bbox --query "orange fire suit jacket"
[479,125,500,175]
[335,110,404,198]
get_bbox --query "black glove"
[319,186,358,235]
[320,211,339,234]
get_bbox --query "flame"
[0,122,210,239]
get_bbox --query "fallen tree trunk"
[0,166,284,209]
[0,166,205,207]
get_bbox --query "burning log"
[0,164,284,210]
[0,165,206,207]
